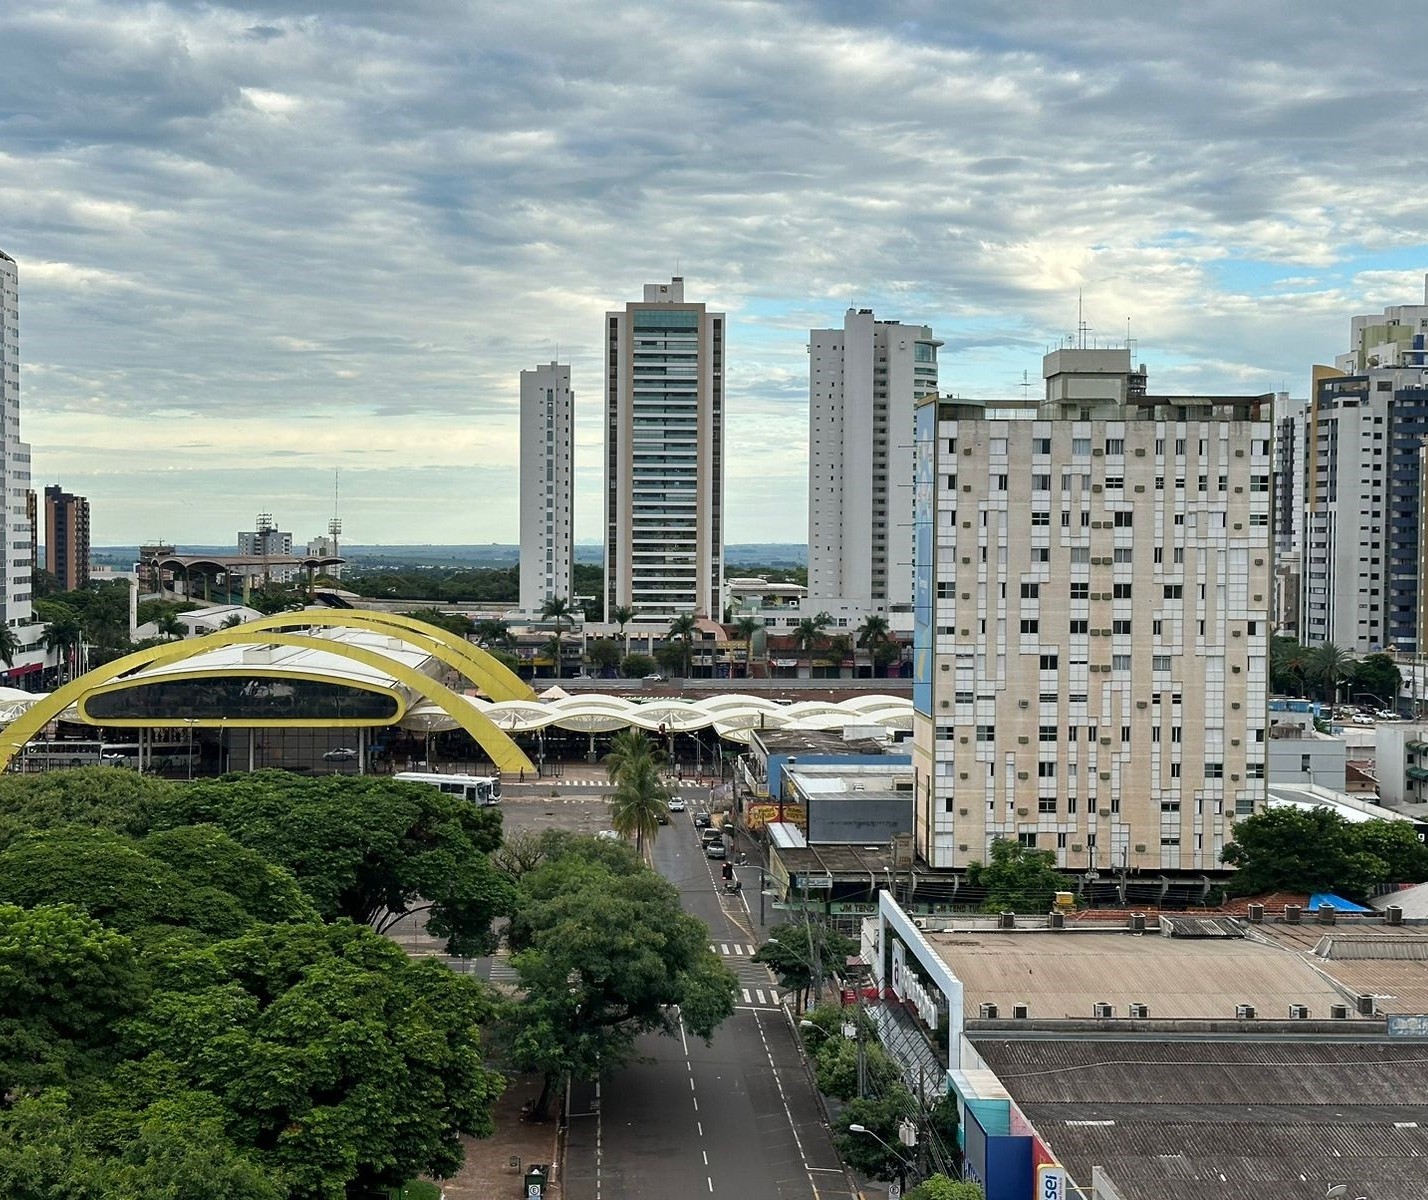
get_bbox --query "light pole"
[847,1123,912,1195]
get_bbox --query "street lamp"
[847,1124,912,1193]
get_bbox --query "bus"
[392,771,502,806]
[18,741,124,770]
[98,743,200,773]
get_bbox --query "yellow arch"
[0,627,536,775]
[242,610,536,701]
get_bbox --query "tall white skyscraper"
[912,349,1272,876]
[519,361,575,613]
[807,309,939,618]
[603,278,724,621]
[0,250,37,678]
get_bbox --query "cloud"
[1,0,1426,546]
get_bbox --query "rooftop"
[972,1036,1428,1200]
[751,728,891,757]
[924,924,1355,1020]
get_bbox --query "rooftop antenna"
[1077,290,1093,349]
[328,470,342,550]
[1020,370,1032,402]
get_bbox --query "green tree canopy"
[154,772,514,955]
[906,1176,984,1200]
[399,607,476,639]
[966,838,1066,913]
[1222,805,1428,898]
[620,651,657,678]
[586,637,622,671]
[752,921,857,1010]
[503,844,735,1118]
[1354,653,1403,710]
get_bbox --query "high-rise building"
[238,514,295,583]
[1302,283,1428,652]
[1270,392,1308,638]
[806,309,940,620]
[0,250,38,675]
[43,485,90,592]
[519,361,575,613]
[911,348,1272,876]
[603,278,724,621]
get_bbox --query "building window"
[1040,725,1058,742]
[1113,619,1132,635]
[976,725,995,742]
[1021,583,1040,599]
[1038,761,1056,778]
[1104,438,1124,455]
[1021,619,1040,634]
[1069,619,1088,634]
[1072,438,1091,456]
[1070,582,1089,600]
[1039,653,1059,670]
[1040,798,1058,814]
[1113,584,1133,599]
[1113,511,1133,528]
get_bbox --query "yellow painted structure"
[0,612,537,775]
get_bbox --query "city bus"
[98,743,200,773]
[18,741,124,770]
[392,771,502,805]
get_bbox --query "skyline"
[4,1,1428,545]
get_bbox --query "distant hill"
[92,543,807,569]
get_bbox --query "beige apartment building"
[911,349,1273,876]
[603,277,725,621]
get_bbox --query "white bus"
[99,743,200,772]
[392,771,502,806]
[19,741,124,770]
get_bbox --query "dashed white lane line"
[753,1009,823,1199]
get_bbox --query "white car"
[322,747,359,761]
[644,673,664,681]
[596,829,621,842]
[667,797,686,812]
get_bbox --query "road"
[563,794,857,1200]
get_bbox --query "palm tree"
[156,611,186,641]
[541,596,572,679]
[667,613,697,678]
[735,616,761,679]
[793,611,832,678]
[0,624,18,669]
[856,614,894,678]
[1306,642,1357,705]
[612,605,636,656]
[604,730,671,858]
[604,728,665,782]
[42,613,84,684]
[1270,636,1310,696]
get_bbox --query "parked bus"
[392,771,502,806]
[18,740,123,770]
[98,743,200,772]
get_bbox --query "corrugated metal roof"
[976,1039,1428,1200]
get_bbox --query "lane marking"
[753,1009,822,1199]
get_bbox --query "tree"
[1355,653,1403,711]
[612,604,636,654]
[653,642,686,676]
[541,595,573,678]
[503,848,736,1120]
[735,615,761,678]
[474,618,513,648]
[1306,642,1357,704]
[1221,805,1428,899]
[604,731,670,858]
[155,610,186,641]
[40,609,84,683]
[586,637,622,674]
[857,614,899,677]
[966,838,1065,913]
[1270,636,1310,696]
[793,611,832,676]
[157,772,514,955]
[621,652,657,678]
[834,1090,917,1184]
[0,624,18,670]
[126,921,505,1195]
[752,920,857,1011]
[667,613,697,678]
[399,607,475,639]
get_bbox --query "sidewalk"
[435,1073,561,1199]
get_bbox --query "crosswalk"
[737,987,785,1008]
[711,942,758,956]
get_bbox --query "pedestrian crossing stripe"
[738,989,786,1007]
[711,943,757,956]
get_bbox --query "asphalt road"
[563,805,858,1200]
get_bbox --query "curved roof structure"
[401,692,913,743]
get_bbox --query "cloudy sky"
[4,0,1426,548]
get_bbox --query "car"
[644,673,664,681]
[705,842,726,859]
[596,829,621,842]
[322,747,359,761]
[693,811,712,828]
[667,797,686,812]
[656,808,670,825]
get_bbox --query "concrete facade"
[0,251,40,675]
[603,278,724,620]
[912,350,1273,874]
[518,361,574,613]
[43,484,90,592]
[806,309,939,617]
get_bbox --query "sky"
[5,1,1428,548]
